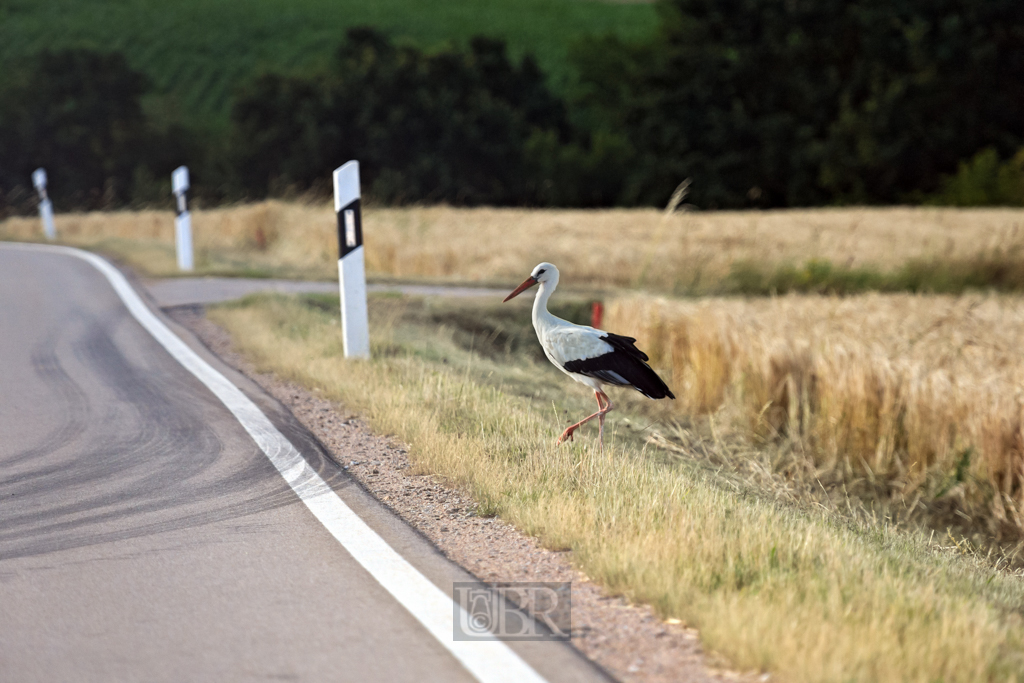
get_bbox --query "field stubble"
[608,293,1024,550]
[4,202,1024,292]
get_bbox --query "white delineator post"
[333,161,370,359]
[32,168,56,240]
[171,166,194,271]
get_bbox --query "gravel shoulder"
[168,304,754,683]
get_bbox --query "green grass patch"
[721,253,1024,296]
[209,291,1024,682]
[0,0,657,128]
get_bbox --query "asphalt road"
[0,244,607,683]
[145,276,510,307]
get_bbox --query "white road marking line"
[6,243,549,683]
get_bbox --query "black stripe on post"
[175,192,188,217]
[337,198,363,259]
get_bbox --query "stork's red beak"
[503,276,539,302]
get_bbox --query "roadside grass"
[6,202,1024,296]
[208,291,1024,682]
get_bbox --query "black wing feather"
[563,333,675,400]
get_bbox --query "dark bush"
[931,148,1024,206]
[0,49,190,212]
[572,0,1024,208]
[231,27,588,205]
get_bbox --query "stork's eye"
[536,269,546,276]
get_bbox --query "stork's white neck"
[532,276,562,333]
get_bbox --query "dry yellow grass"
[607,293,1024,537]
[207,293,1024,683]
[359,205,1024,291]
[0,202,338,278]
[4,202,1024,288]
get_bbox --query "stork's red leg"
[595,391,614,447]
[557,390,612,446]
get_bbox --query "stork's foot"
[556,425,579,445]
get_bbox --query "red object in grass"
[591,301,604,329]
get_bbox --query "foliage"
[0,49,191,213]
[230,27,605,205]
[932,148,1024,207]
[573,0,1024,208]
[4,0,1024,210]
[0,0,657,128]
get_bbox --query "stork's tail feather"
[633,366,675,400]
[618,359,674,400]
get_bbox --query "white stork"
[503,262,675,447]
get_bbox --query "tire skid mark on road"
[6,321,92,468]
[0,272,298,557]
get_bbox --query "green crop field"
[0,0,657,129]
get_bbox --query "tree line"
[2,0,1023,214]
